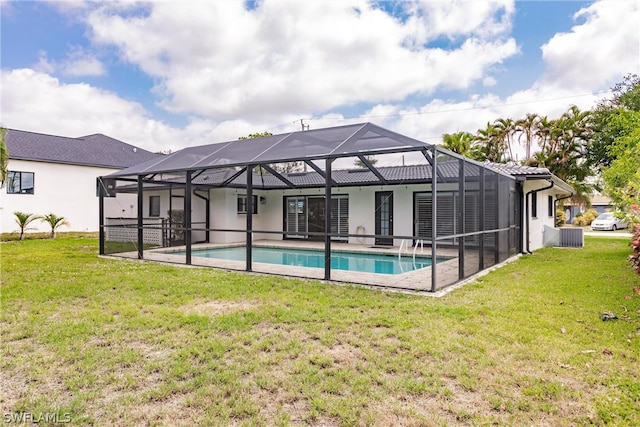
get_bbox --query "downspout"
[554,193,573,227]
[524,179,554,254]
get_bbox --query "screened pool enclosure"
[99,123,521,292]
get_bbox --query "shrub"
[13,211,41,240]
[555,209,567,227]
[40,213,69,239]
[582,209,600,225]
[630,224,640,277]
[573,216,587,226]
[574,209,600,226]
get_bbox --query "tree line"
[441,74,640,223]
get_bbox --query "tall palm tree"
[515,113,540,165]
[13,211,40,240]
[529,115,555,167]
[0,126,8,188]
[493,117,516,162]
[40,213,69,239]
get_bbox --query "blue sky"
[1,0,638,153]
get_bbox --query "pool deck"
[108,240,472,293]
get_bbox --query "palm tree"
[475,122,505,163]
[40,213,69,239]
[441,131,476,157]
[13,211,40,240]
[515,113,540,165]
[0,126,8,188]
[493,117,516,162]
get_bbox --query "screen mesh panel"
[100,125,528,292]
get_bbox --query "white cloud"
[1,69,176,152]
[84,0,518,120]
[372,0,638,153]
[403,0,515,43]
[0,68,300,153]
[539,0,640,91]
[35,50,56,74]
[33,47,107,77]
[483,76,497,87]
[62,47,107,77]
[5,0,633,165]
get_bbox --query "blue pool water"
[172,246,441,275]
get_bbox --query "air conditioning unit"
[559,227,584,248]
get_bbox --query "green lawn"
[1,236,639,426]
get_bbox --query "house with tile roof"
[1,129,160,235]
[99,122,573,292]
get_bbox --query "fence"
[104,217,165,246]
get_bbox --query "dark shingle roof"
[484,162,550,177]
[159,163,506,189]
[108,122,433,177]
[6,129,160,169]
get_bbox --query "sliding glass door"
[285,195,348,241]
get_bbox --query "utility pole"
[296,119,310,172]
[298,119,309,131]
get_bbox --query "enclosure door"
[375,191,393,246]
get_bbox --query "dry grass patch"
[325,343,363,367]
[182,300,259,317]
[1,237,638,425]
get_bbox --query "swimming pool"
[171,246,443,275]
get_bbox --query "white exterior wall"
[348,188,373,244]
[523,181,559,252]
[0,159,135,234]
[135,180,563,253]
[140,184,433,245]
[249,184,429,246]
[146,188,281,244]
[343,185,424,246]
[138,188,208,243]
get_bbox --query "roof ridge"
[7,128,83,141]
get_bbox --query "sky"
[1,0,639,158]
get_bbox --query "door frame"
[374,191,393,246]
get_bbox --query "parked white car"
[591,212,628,231]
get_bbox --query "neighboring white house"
[1,129,159,235]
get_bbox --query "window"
[237,195,258,214]
[149,196,160,217]
[284,195,349,241]
[548,195,553,217]
[7,171,34,194]
[531,192,538,218]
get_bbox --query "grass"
[1,236,639,426]
[0,231,99,242]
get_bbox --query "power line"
[310,90,611,122]
[263,89,611,134]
